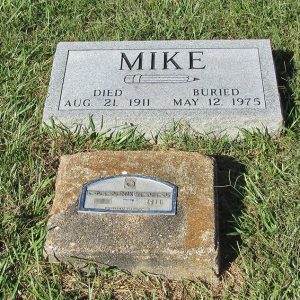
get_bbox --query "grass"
[0,0,299,299]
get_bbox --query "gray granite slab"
[43,40,282,137]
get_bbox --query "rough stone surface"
[43,39,282,138]
[44,151,219,282]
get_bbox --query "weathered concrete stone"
[44,151,219,282]
[43,39,282,138]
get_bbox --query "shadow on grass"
[216,52,296,274]
[273,50,296,127]
[215,155,246,276]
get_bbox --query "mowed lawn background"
[0,0,299,299]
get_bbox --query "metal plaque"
[78,175,177,215]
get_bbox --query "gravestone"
[44,151,219,282]
[43,39,282,137]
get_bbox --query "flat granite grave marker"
[44,151,219,282]
[43,39,282,137]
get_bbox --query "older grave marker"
[44,151,219,282]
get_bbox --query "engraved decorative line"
[124,74,199,84]
[256,48,267,108]
[57,50,70,110]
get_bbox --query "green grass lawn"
[1,0,299,299]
